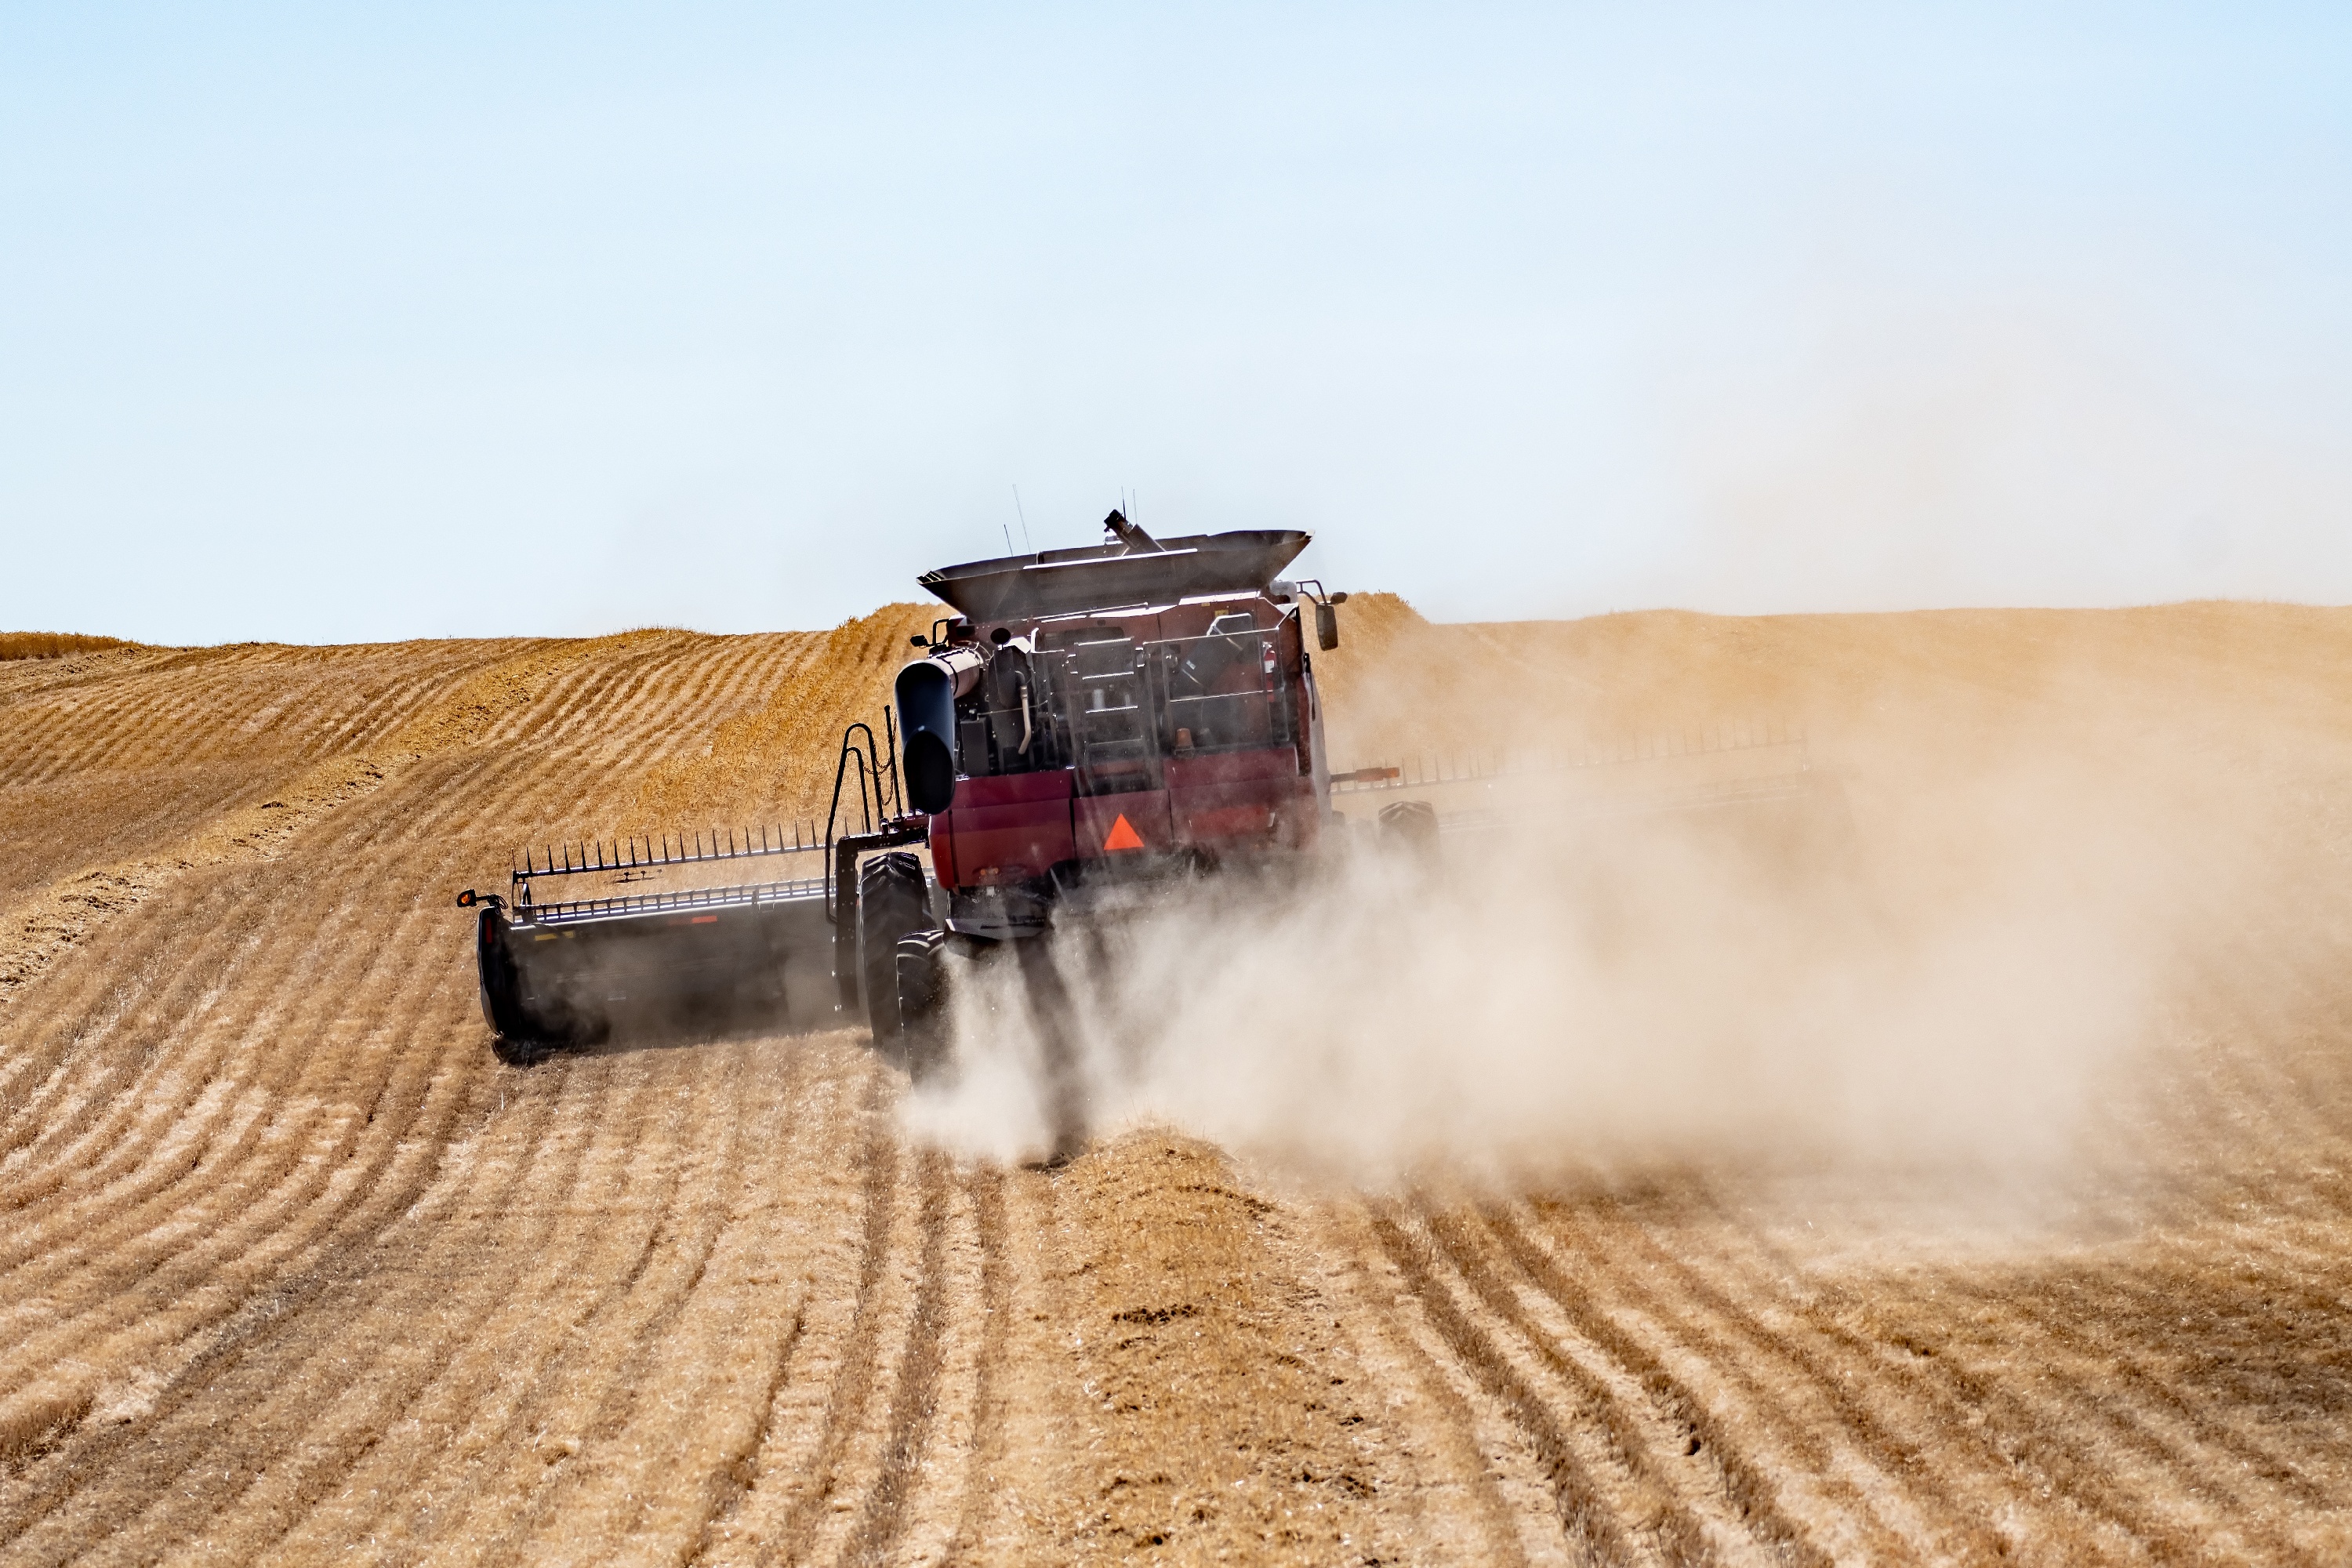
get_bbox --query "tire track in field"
[2,628,702,1190]
[753,1073,907,1566]
[0,1027,583,1564]
[1483,1201,1938,1562]
[934,1156,1086,1568]
[270,1024,862,1565]
[679,1061,904,1566]
[1364,1202,1638,1566]
[0,750,488,1208]
[0,750,512,1287]
[841,1147,956,1566]
[0,1030,503,1557]
[1519,1197,2019,1562]
[1417,1202,1823,1568]
[0,625,701,1476]
[418,1046,754,1567]
[0,858,495,1470]
[946,1165,1013,1563]
[1311,1201,1533,1567]
[195,1040,739,1565]
[1570,1196,2163,1559]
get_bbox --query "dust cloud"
[903,610,2317,1221]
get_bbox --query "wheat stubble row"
[7,612,2352,1565]
[0,629,1044,1566]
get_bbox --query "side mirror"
[1316,601,1339,651]
[909,634,930,648]
[1330,591,1349,604]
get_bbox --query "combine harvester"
[455,510,1370,1062]
[457,510,1846,1071]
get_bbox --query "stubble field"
[4,597,2352,1566]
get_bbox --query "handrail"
[823,717,913,922]
[881,705,902,819]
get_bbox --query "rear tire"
[857,851,931,1045]
[1379,798,1439,861]
[895,927,950,1083]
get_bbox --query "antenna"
[1012,485,1033,551]
[1002,521,1014,553]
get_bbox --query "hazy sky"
[5,3,2349,643]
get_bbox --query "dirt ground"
[5,598,2352,1566]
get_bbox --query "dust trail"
[905,699,2280,1224]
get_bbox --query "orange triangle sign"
[1102,812,1145,851]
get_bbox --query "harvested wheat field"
[5,597,2352,1566]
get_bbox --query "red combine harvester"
[456,509,1847,1085]
[456,510,1377,1065]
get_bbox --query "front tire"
[1378,798,1439,862]
[857,851,931,1046]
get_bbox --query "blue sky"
[4,3,2348,642]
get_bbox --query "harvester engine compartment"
[913,590,1323,913]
